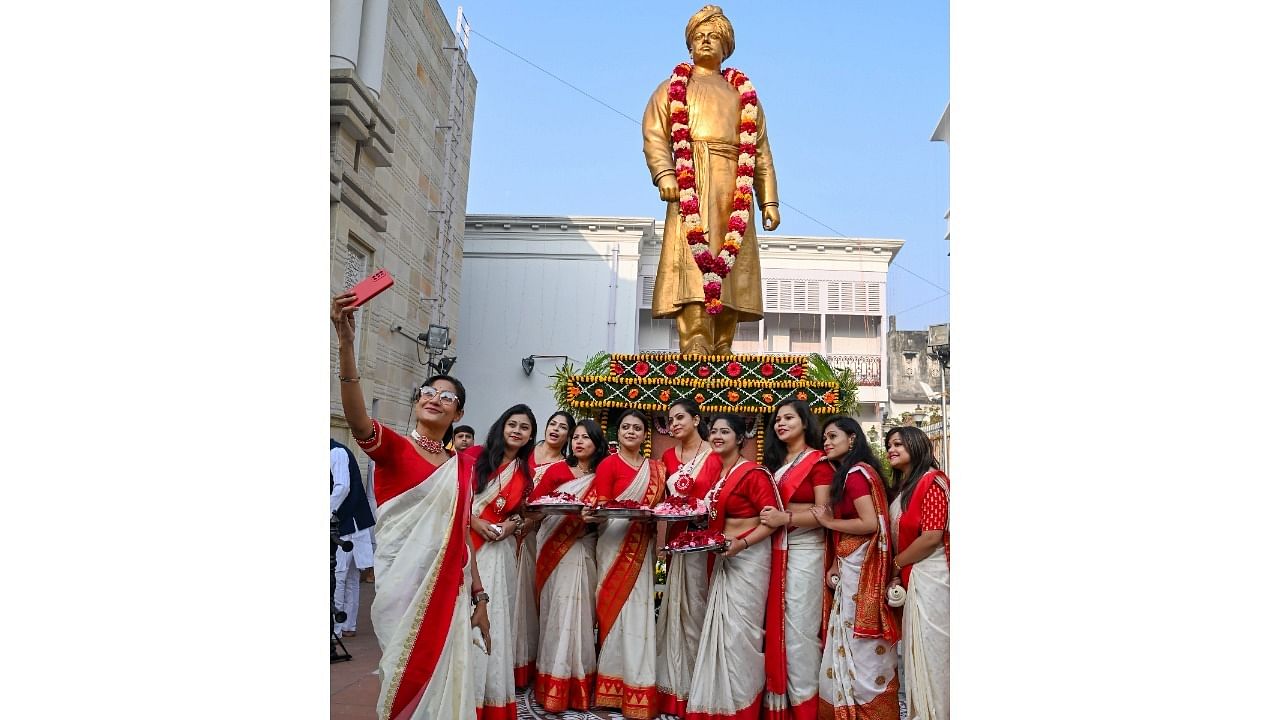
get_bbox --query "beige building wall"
[330,1,477,446]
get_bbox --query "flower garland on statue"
[667,62,759,315]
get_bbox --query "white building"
[452,214,902,438]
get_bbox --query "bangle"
[339,375,361,383]
[762,202,779,207]
[893,558,903,571]
[786,510,794,525]
[741,537,750,549]
[471,591,489,606]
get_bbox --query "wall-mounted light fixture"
[391,322,454,368]
[521,354,570,376]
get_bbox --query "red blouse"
[529,459,588,500]
[593,453,648,503]
[716,461,777,518]
[919,482,948,531]
[660,446,720,499]
[832,465,875,519]
[784,459,834,504]
[355,420,446,507]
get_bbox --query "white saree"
[655,448,715,715]
[595,459,662,718]
[513,459,562,687]
[533,471,598,712]
[471,460,520,718]
[890,496,949,720]
[371,455,475,720]
[819,541,900,720]
[686,538,772,720]
[781,525,825,714]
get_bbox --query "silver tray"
[666,541,728,554]
[528,502,584,515]
[652,512,708,522]
[592,507,654,519]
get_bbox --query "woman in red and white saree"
[885,427,949,720]
[334,293,486,720]
[685,413,782,720]
[591,409,666,718]
[758,398,835,720]
[467,405,538,720]
[529,419,606,713]
[512,410,576,689]
[655,398,720,716]
[811,417,900,720]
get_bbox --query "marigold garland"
[667,62,759,315]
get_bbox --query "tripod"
[331,515,354,663]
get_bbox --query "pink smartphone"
[349,269,394,308]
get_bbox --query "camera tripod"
[331,515,353,663]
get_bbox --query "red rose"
[730,73,746,87]
[635,361,650,376]
[675,64,692,77]
[673,127,690,142]
[737,164,753,177]
[712,257,730,275]
[739,143,756,156]
[695,252,715,272]
[696,364,711,378]
[677,173,695,190]
[675,147,693,160]
[788,364,805,378]
[741,90,758,105]
[669,84,687,101]
[726,361,742,378]
[733,196,750,210]
[761,362,775,377]
[664,363,679,377]
[611,361,624,375]
[704,281,721,299]
[741,120,758,134]
[727,215,747,232]
[671,109,689,124]
[680,198,700,216]
[687,229,706,243]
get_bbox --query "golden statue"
[642,4,780,356]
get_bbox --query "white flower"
[726,231,743,244]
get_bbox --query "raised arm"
[331,292,374,440]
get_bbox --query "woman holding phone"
[331,291,487,720]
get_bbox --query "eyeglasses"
[417,386,459,405]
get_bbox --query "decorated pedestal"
[552,353,858,463]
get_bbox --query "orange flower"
[659,389,671,402]
[567,385,581,398]
[694,392,706,404]
[796,391,809,401]
[762,392,775,404]
[727,390,741,403]
[594,388,605,398]
[627,387,640,400]
[823,390,837,404]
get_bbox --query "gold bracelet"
[339,375,361,383]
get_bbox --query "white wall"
[455,217,651,436]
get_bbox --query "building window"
[789,326,821,353]
[732,320,763,353]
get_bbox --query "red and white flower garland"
[667,62,759,315]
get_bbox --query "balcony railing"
[825,354,881,386]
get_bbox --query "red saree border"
[386,456,473,720]
[595,674,659,719]
[596,461,664,645]
[533,671,596,713]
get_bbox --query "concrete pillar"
[330,0,363,70]
[355,0,389,97]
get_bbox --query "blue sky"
[444,1,949,329]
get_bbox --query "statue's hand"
[658,175,679,202]
[762,205,781,231]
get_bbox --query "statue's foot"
[681,340,713,356]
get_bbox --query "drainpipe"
[606,241,620,351]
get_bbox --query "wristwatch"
[471,591,490,606]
